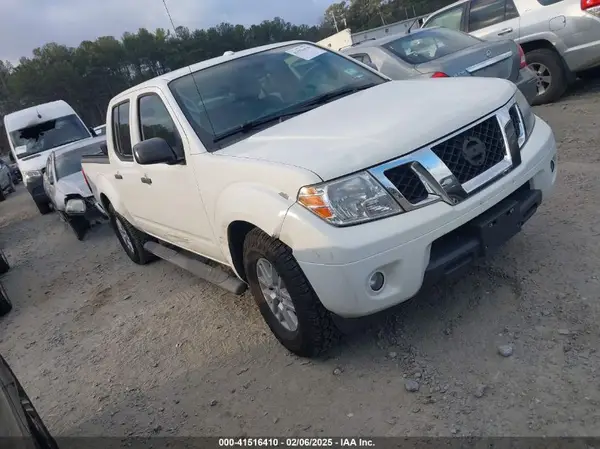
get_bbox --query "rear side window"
[468,0,519,32]
[424,5,465,30]
[111,101,132,159]
[383,28,480,64]
[138,94,184,158]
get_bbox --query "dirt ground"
[2,80,600,438]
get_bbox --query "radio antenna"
[161,0,217,138]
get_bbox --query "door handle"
[141,176,152,185]
[114,173,123,180]
[497,27,513,35]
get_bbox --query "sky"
[0,0,336,63]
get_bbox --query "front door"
[126,90,224,262]
[467,0,521,43]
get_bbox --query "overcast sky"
[0,0,336,63]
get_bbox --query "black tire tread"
[527,48,567,105]
[243,228,339,357]
[108,205,157,265]
[0,250,9,275]
[0,281,12,316]
[35,200,52,215]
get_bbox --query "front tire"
[108,205,157,265]
[0,281,12,316]
[527,48,567,105]
[243,228,338,357]
[0,250,9,275]
[35,199,52,215]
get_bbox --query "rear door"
[422,3,469,32]
[467,0,521,42]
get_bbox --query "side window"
[45,156,53,182]
[505,0,519,20]
[468,0,513,32]
[350,53,374,66]
[424,5,465,31]
[111,101,132,159]
[138,94,184,159]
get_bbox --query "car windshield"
[55,147,91,180]
[383,28,480,65]
[169,43,386,150]
[9,114,90,159]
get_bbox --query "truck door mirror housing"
[133,138,179,165]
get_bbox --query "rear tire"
[0,188,5,202]
[35,199,52,215]
[527,48,567,105]
[8,178,15,193]
[108,205,157,265]
[0,281,12,317]
[0,250,9,275]
[243,228,339,357]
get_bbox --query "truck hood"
[57,172,92,197]
[218,78,516,181]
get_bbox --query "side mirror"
[365,61,379,71]
[133,138,178,165]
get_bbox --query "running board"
[143,242,247,295]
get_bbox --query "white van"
[3,100,95,214]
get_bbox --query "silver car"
[422,0,600,104]
[42,142,107,240]
[0,159,15,202]
[341,27,538,103]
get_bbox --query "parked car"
[0,250,12,316]
[42,141,107,240]
[93,124,107,136]
[81,40,557,357]
[1,155,21,184]
[0,353,58,447]
[421,0,600,105]
[341,26,537,104]
[0,159,15,202]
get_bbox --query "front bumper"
[279,116,557,318]
[515,66,538,105]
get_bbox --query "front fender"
[213,183,296,264]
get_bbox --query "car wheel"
[108,205,157,265]
[243,228,339,357]
[0,250,9,275]
[527,48,567,105]
[35,200,52,215]
[0,281,12,316]
[0,188,5,202]
[8,177,15,193]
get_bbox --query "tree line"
[0,0,453,154]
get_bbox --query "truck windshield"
[10,114,90,159]
[54,147,93,180]
[169,43,386,150]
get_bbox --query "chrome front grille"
[431,117,506,184]
[369,98,521,211]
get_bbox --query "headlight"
[65,198,86,214]
[297,171,402,226]
[514,89,535,147]
[23,170,42,183]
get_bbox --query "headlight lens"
[297,171,402,226]
[65,198,86,214]
[23,170,42,183]
[514,89,535,147]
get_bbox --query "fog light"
[368,271,385,292]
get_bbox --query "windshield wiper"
[213,83,380,143]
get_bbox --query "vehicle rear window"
[536,0,563,4]
[382,28,480,65]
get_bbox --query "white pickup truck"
[81,41,558,357]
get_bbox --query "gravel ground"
[1,80,600,438]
